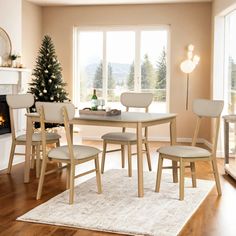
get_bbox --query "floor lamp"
[180,44,200,110]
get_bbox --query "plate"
[0,27,12,64]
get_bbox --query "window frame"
[73,25,170,112]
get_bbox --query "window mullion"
[103,31,108,101]
[134,29,141,92]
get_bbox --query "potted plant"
[9,54,20,67]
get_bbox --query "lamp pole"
[186,73,189,110]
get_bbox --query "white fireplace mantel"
[0,67,31,94]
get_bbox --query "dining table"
[25,111,178,198]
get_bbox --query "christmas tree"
[29,35,68,103]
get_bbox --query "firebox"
[0,95,11,135]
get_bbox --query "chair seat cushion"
[48,145,101,160]
[16,133,61,142]
[101,132,144,141]
[158,145,211,158]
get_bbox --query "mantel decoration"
[28,35,69,128]
[180,44,200,110]
[0,27,12,67]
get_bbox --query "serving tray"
[79,109,121,116]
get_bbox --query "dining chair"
[155,99,224,200]
[36,102,102,204]
[6,94,61,178]
[101,92,153,177]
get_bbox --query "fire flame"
[0,116,5,126]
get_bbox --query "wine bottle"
[91,89,98,111]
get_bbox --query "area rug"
[18,169,214,236]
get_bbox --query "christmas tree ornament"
[50,96,54,100]
[49,79,52,83]
[39,92,43,96]
[45,70,48,73]
[43,89,47,93]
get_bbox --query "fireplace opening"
[0,95,11,135]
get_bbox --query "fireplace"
[0,95,11,135]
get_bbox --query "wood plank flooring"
[0,141,236,236]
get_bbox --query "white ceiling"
[27,0,212,6]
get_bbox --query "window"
[225,11,236,114]
[224,11,236,154]
[73,26,169,112]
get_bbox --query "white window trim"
[73,25,170,111]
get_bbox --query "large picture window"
[225,11,236,114]
[73,26,169,112]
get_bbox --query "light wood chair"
[6,94,61,178]
[155,99,224,200]
[36,102,102,204]
[101,92,153,177]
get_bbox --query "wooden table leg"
[170,117,178,183]
[137,122,144,197]
[24,116,33,183]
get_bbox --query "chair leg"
[95,156,102,194]
[179,158,185,200]
[101,141,107,174]
[127,144,132,177]
[31,146,36,169]
[7,141,16,174]
[211,158,222,196]
[56,140,62,169]
[36,157,47,200]
[190,162,197,188]
[145,142,152,171]
[172,161,178,183]
[69,164,75,204]
[66,164,71,190]
[36,145,41,178]
[155,154,163,192]
[121,145,125,169]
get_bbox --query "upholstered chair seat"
[48,145,101,160]
[16,133,61,142]
[101,132,145,142]
[158,146,211,158]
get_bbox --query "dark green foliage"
[156,48,167,90]
[28,35,69,128]
[94,62,103,89]
[141,54,156,89]
[93,61,115,89]
[29,35,68,103]
[127,62,134,90]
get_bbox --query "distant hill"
[85,63,131,85]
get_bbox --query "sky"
[78,30,167,66]
[229,11,236,62]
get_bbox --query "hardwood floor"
[0,141,236,236]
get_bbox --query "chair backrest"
[6,94,34,140]
[192,99,224,156]
[120,92,153,110]
[36,102,76,161]
[193,99,224,118]
[6,94,34,109]
[35,102,75,123]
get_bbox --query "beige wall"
[0,0,22,56]
[214,0,236,15]
[42,3,212,141]
[22,0,43,70]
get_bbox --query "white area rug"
[18,169,214,236]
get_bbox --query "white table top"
[27,112,177,123]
